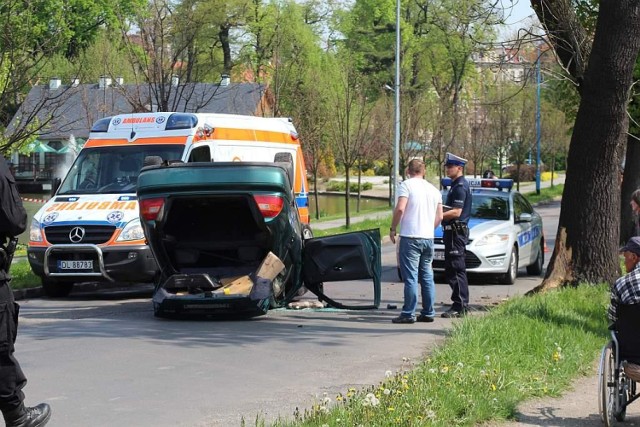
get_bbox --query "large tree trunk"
[532,1,640,292]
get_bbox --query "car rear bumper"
[152,288,269,318]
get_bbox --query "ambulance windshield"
[58,144,184,195]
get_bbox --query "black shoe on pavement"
[416,314,435,323]
[391,316,415,324]
[3,403,51,427]
[441,308,467,319]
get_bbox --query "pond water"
[309,194,390,217]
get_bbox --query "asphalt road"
[13,201,561,427]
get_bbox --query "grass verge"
[262,284,608,426]
[9,260,41,290]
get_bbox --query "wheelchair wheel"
[615,370,629,422]
[599,342,616,427]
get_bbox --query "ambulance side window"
[188,146,211,162]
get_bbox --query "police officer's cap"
[445,152,467,167]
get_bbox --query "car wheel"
[501,246,518,285]
[42,279,74,298]
[526,242,544,276]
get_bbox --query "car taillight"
[253,195,284,219]
[140,197,165,221]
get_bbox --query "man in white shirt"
[389,159,443,323]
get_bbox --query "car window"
[188,146,211,162]
[441,191,509,220]
[513,193,533,216]
[471,195,509,220]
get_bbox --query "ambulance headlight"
[29,220,43,242]
[116,219,145,242]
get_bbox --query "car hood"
[435,218,508,240]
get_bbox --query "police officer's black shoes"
[441,308,467,318]
[3,402,51,427]
[416,314,435,322]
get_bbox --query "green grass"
[9,260,41,290]
[261,284,609,427]
[525,184,564,205]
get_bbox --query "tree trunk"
[533,1,640,292]
[345,166,351,228]
[621,133,640,243]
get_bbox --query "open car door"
[302,229,381,310]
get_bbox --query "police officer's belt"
[443,225,454,231]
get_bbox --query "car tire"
[526,242,544,276]
[501,246,518,285]
[42,279,74,298]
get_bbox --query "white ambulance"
[28,112,310,297]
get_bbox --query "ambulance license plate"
[58,260,93,270]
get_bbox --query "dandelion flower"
[385,370,393,378]
[428,368,436,374]
[456,362,464,369]
[383,388,391,395]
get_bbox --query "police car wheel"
[501,246,518,285]
[526,244,544,276]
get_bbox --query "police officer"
[0,155,51,426]
[441,153,472,318]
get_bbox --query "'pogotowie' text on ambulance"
[28,112,310,297]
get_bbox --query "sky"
[499,0,538,40]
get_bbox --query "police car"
[431,177,544,284]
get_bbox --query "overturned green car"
[136,161,381,318]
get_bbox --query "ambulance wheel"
[501,246,518,285]
[42,279,74,298]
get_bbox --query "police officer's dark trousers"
[0,280,26,414]
[444,230,469,311]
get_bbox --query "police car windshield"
[58,145,184,195]
[471,194,509,220]
[439,192,510,221]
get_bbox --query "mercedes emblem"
[69,227,85,243]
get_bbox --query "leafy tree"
[0,0,141,151]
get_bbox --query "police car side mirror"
[517,213,532,223]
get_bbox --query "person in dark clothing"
[0,156,51,427]
[441,153,472,318]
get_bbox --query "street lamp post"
[393,0,401,206]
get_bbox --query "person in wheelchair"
[600,236,640,425]
[608,236,640,325]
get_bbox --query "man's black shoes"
[391,316,415,324]
[392,315,436,323]
[3,403,51,427]
[441,308,467,318]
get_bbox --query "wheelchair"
[599,303,640,426]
